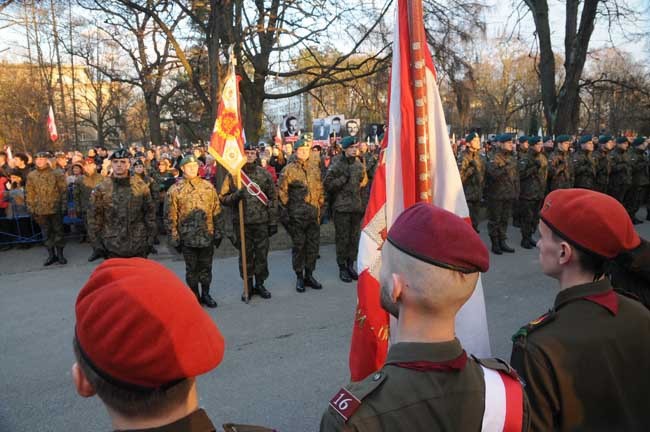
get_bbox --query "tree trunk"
[145,93,163,147]
[241,80,265,144]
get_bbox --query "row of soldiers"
[458,133,650,254]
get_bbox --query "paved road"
[1,219,648,432]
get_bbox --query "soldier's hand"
[214,236,222,249]
[268,225,278,237]
[235,188,247,200]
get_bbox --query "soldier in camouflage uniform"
[572,135,597,190]
[486,134,519,255]
[278,136,325,292]
[324,136,368,283]
[88,149,157,260]
[512,136,530,228]
[220,144,278,302]
[518,136,548,249]
[133,159,160,252]
[547,135,574,192]
[595,135,615,194]
[457,132,485,233]
[630,136,649,224]
[73,157,105,261]
[609,137,633,213]
[166,155,223,308]
[53,151,69,176]
[26,151,68,266]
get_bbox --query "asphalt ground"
[1,216,649,432]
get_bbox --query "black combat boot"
[304,270,322,290]
[347,260,359,281]
[201,285,218,308]
[56,247,67,264]
[490,237,502,255]
[88,249,103,262]
[296,271,306,293]
[255,276,272,299]
[500,239,515,253]
[339,265,352,283]
[44,247,58,266]
[520,238,533,249]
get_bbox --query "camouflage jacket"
[572,150,596,190]
[458,149,486,202]
[135,173,160,203]
[486,149,519,200]
[166,176,223,248]
[519,151,548,200]
[548,150,574,191]
[631,148,650,187]
[88,176,157,256]
[278,158,325,220]
[220,163,278,225]
[73,172,104,214]
[324,155,369,213]
[25,167,67,216]
[610,147,633,186]
[595,148,612,189]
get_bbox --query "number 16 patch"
[329,388,362,421]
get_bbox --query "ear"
[559,241,573,265]
[391,273,404,303]
[72,363,96,398]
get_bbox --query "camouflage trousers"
[467,200,481,231]
[182,245,214,292]
[633,185,649,217]
[519,199,542,240]
[33,213,65,248]
[233,222,270,282]
[487,199,513,240]
[610,185,636,217]
[333,211,363,268]
[286,215,320,273]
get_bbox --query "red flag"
[47,106,58,142]
[208,67,245,175]
[348,0,491,382]
[173,135,181,148]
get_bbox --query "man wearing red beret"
[321,203,529,431]
[510,188,650,431]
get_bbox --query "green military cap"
[35,150,52,158]
[497,133,513,143]
[598,135,612,144]
[341,136,359,149]
[632,136,647,146]
[178,155,198,168]
[518,135,528,144]
[465,132,478,142]
[616,136,629,144]
[293,138,310,150]
[579,135,593,144]
[528,135,542,144]
[555,134,572,143]
[109,148,130,160]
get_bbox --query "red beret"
[75,258,225,390]
[84,157,96,165]
[387,202,489,273]
[540,189,640,259]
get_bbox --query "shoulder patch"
[328,371,387,422]
[512,310,555,341]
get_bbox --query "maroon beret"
[75,258,225,390]
[540,189,641,259]
[387,202,489,273]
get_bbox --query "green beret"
[497,133,513,143]
[528,135,542,144]
[543,135,552,142]
[293,139,310,150]
[465,132,478,142]
[632,136,647,147]
[341,136,359,149]
[598,135,611,144]
[178,155,198,168]
[555,134,572,143]
[616,136,629,144]
[518,135,528,144]
[579,135,593,145]
[109,149,130,160]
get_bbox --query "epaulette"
[328,371,387,422]
[511,310,555,342]
[473,356,520,381]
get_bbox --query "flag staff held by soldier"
[207,46,252,303]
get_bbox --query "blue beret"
[518,135,528,143]
[528,135,542,144]
[497,133,513,143]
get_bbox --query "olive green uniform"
[594,148,613,194]
[511,279,650,431]
[518,151,547,242]
[361,151,378,209]
[324,155,368,269]
[572,150,597,190]
[220,163,277,283]
[25,166,67,248]
[321,339,530,431]
[631,147,649,219]
[486,149,519,242]
[547,149,574,191]
[609,147,634,214]
[278,158,324,274]
[166,177,223,296]
[458,148,486,231]
[88,176,157,258]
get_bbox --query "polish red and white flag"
[47,106,58,142]
[349,0,491,382]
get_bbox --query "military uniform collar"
[114,409,216,432]
[186,176,202,186]
[385,338,464,365]
[554,278,618,315]
[112,176,131,186]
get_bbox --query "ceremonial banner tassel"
[349,0,491,382]
[47,105,58,142]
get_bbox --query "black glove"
[235,188,247,201]
[214,236,222,249]
[268,225,278,237]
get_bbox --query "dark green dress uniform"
[118,409,217,432]
[88,175,157,258]
[572,149,597,190]
[324,139,368,283]
[609,143,634,212]
[518,148,547,249]
[547,147,574,191]
[594,137,613,193]
[25,160,68,265]
[458,147,486,232]
[511,279,650,431]
[486,139,519,254]
[278,141,325,291]
[630,139,649,223]
[166,171,223,306]
[220,161,277,297]
[321,339,530,431]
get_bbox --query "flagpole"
[407,0,431,203]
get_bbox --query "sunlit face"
[284,144,293,155]
[605,140,615,151]
[360,142,368,153]
[537,221,564,279]
[533,142,543,153]
[35,157,49,169]
[57,157,67,167]
[111,159,130,177]
[72,165,82,176]
[134,164,145,174]
[558,141,570,152]
[581,141,594,152]
[296,146,310,161]
[245,150,257,164]
[501,140,513,152]
[182,162,199,178]
[519,141,529,152]
[469,137,481,151]
[159,160,170,173]
[345,144,359,158]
